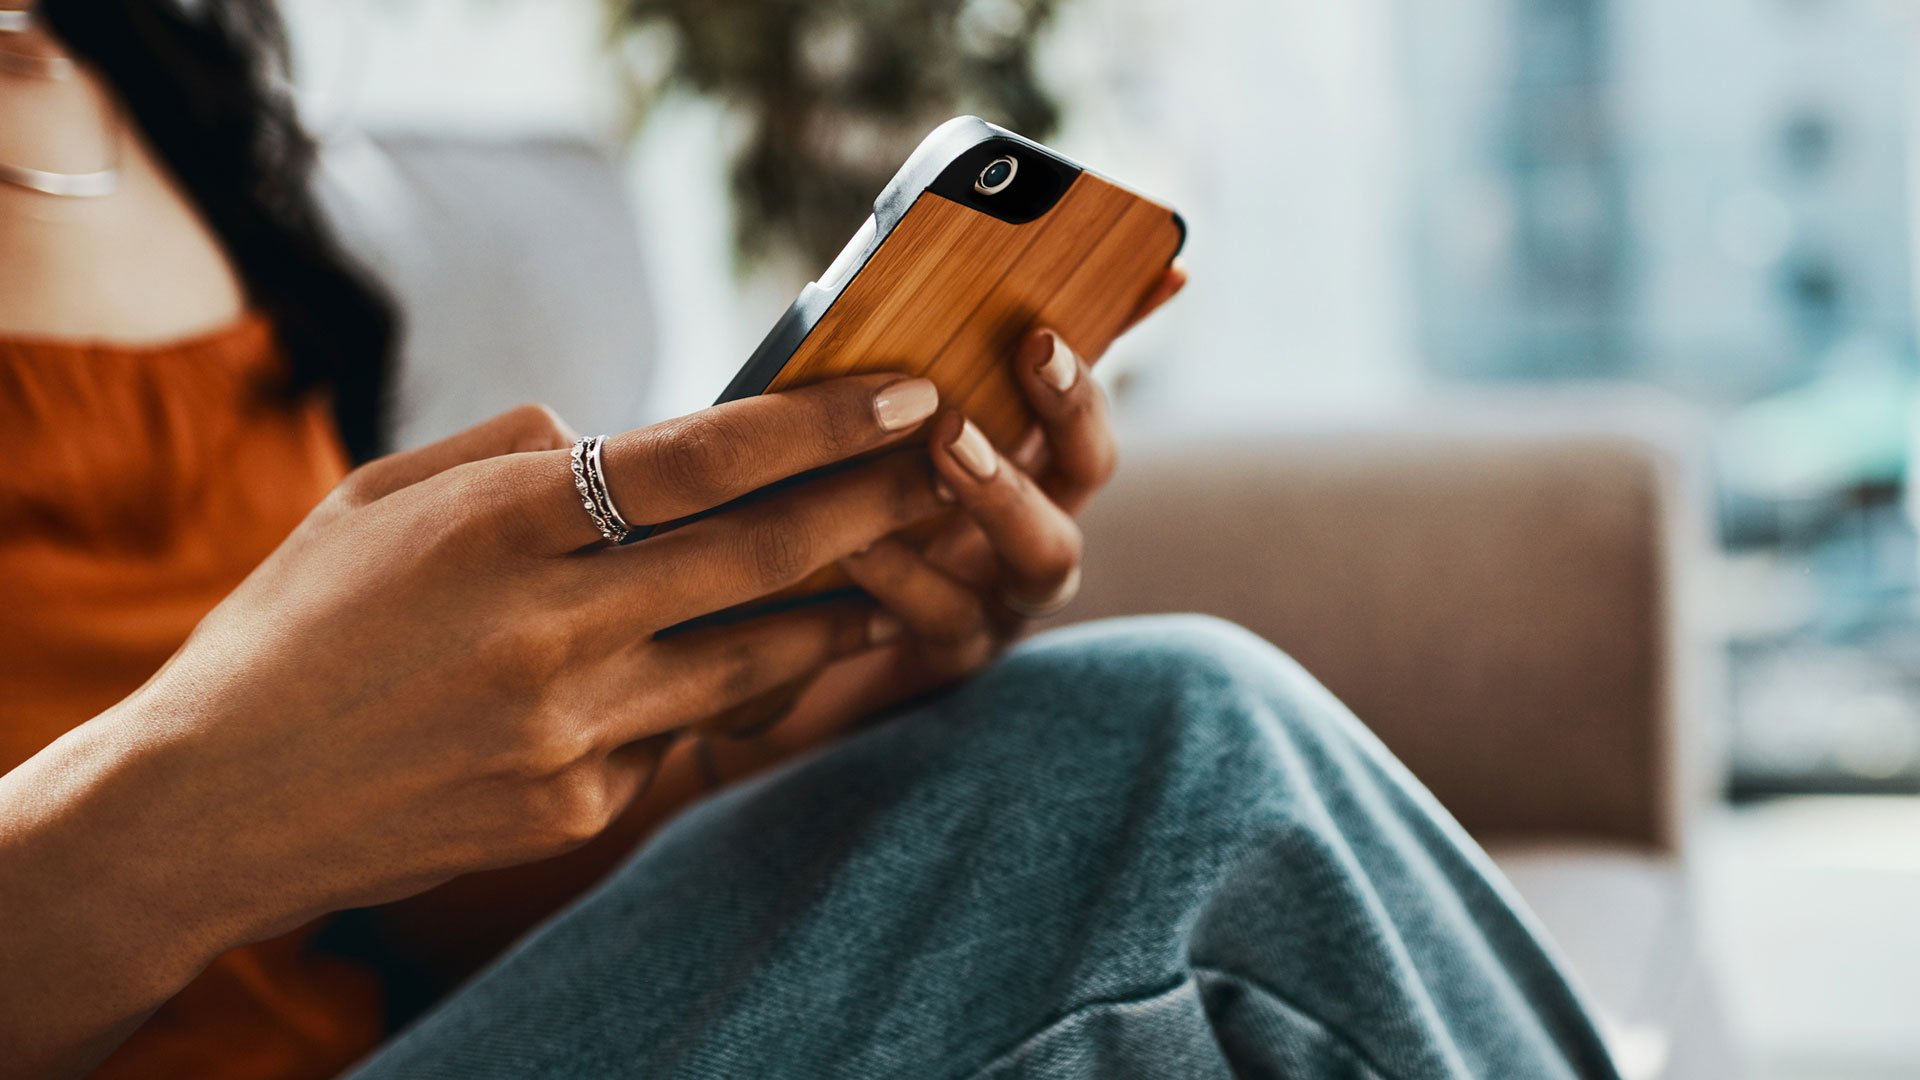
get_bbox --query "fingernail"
[874,378,938,432]
[1036,331,1077,393]
[933,478,956,503]
[948,419,999,480]
[869,611,904,645]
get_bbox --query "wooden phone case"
[713,116,1185,602]
[758,167,1182,446]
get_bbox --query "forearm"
[0,706,248,1079]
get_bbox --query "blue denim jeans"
[351,615,1620,1079]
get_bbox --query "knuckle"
[716,641,764,700]
[830,605,878,655]
[1086,440,1119,486]
[975,462,1026,509]
[739,510,817,586]
[812,389,872,457]
[515,730,589,783]
[889,457,941,520]
[927,630,997,678]
[425,460,497,523]
[955,634,997,673]
[1065,404,1119,484]
[488,692,596,782]
[1048,520,1086,576]
[461,456,558,546]
[863,547,918,592]
[929,603,991,648]
[649,412,749,501]
[1058,380,1106,429]
[399,473,505,564]
[528,768,614,850]
[328,462,387,510]
[472,621,573,703]
[1016,537,1083,598]
[506,402,574,451]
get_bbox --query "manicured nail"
[948,419,999,480]
[869,611,904,645]
[1036,331,1077,393]
[874,378,938,432]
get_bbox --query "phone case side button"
[815,214,880,293]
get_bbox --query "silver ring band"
[1001,564,1081,619]
[588,434,636,532]
[569,435,633,543]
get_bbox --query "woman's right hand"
[0,374,944,1073]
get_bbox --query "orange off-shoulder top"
[0,314,385,1079]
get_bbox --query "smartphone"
[720,115,1185,443]
[711,115,1185,604]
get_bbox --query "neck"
[0,9,121,196]
[0,9,248,344]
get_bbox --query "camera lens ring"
[974,155,1018,196]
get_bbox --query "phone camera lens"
[974,155,1018,196]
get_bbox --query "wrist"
[0,700,260,1016]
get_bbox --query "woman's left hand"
[691,263,1188,774]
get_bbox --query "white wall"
[1036,0,1420,425]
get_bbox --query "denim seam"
[1191,963,1400,1080]
[949,973,1198,1080]
[952,968,1395,1080]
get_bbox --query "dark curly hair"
[41,0,397,462]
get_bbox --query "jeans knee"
[1079,613,1299,683]
[1019,613,1334,718]
[949,614,1355,784]
[892,615,1380,910]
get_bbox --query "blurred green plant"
[607,0,1061,268]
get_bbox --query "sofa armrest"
[1058,423,1701,852]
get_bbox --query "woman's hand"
[343,266,1193,993]
[843,328,1111,674]
[868,262,1190,668]
[0,375,948,1076]
[691,263,1189,775]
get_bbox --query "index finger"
[537,373,939,551]
[1120,260,1188,334]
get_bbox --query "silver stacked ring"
[569,435,634,544]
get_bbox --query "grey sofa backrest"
[318,133,656,452]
